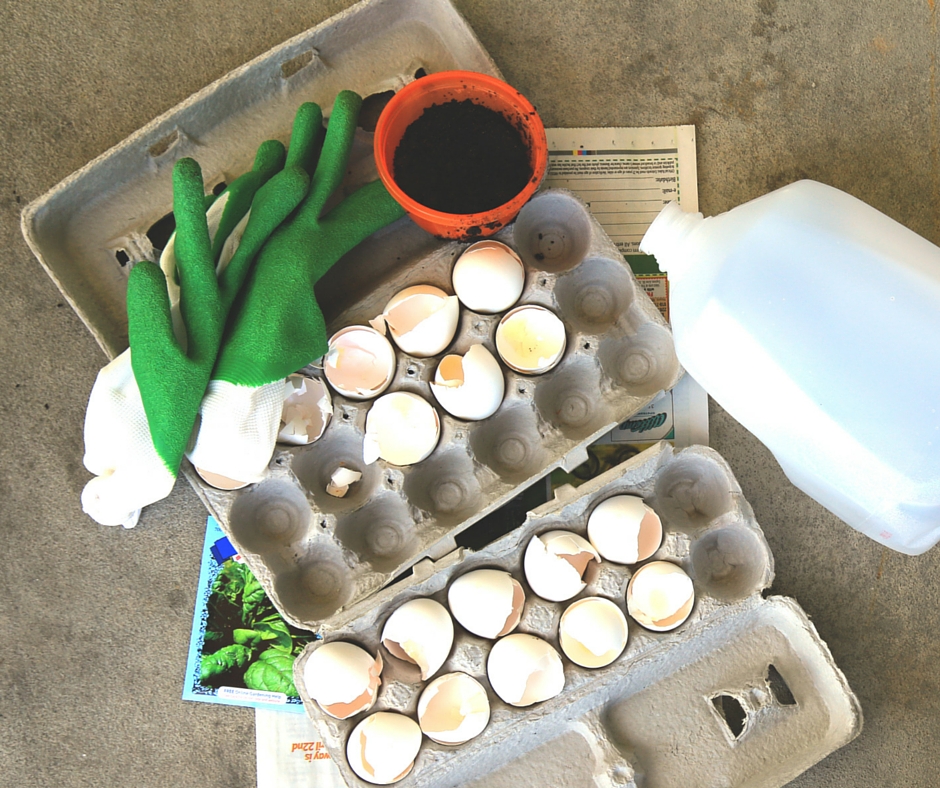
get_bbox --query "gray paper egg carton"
[295,442,862,788]
[199,187,682,631]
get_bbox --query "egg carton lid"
[297,442,862,788]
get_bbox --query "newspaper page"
[256,708,344,788]
[543,126,708,458]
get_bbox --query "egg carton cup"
[296,442,862,788]
[196,187,682,631]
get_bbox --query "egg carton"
[296,442,862,788]
[196,187,681,631]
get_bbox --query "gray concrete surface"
[2,1,938,786]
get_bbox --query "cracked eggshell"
[587,495,663,565]
[523,530,601,602]
[486,634,565,707]
[371,285,460,357]
[447,569,525,639]
[452,240,525,314]
[627,561,695,632]
[363,392,441,466]
[303,641,384,720]
[346,711,422,785]
[430,344,505,421]
[324,326,397,400]
[559,597,628,669]
[417,672,491,745]
[381,598,455,680]
[495,304,567,374]
[278,374,332,445]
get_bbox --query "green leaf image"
[243,649,297,695]
[254,620,292,650]
[232,628,263,647]
[200,644,253,681]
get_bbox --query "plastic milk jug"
[640,180,940,554]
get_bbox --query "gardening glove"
[186,91,406,484]
[81,135,311,527]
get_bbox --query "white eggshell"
[372,285,460,357]
[559,597,628,669]
[194,466,249,491]
[363,392,441,466]
[346,712,422,785]
[303,641,383,720]
[447,569,525,639]
[627,561,695,632]
[381,598,454,680]
[430,344,505,421]
[278,374,332,445]
[324,326,397,400]
[417,672,490,745]
[587,495,663,565]
[452,240,525,314]
[495,305,567,374]
[486,634,565,707]
[523,530,600,602]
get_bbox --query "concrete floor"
[3,0,939,786]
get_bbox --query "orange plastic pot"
[374,70,548,240]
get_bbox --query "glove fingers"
[286,102,324,173]
[304,90,363,218]
[128,262,183,362]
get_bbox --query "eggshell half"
[559,597,628,668]
[452,240,525,314]
[417,672,490,745]
[346,712,422,785]
[303,641,383,720]
[381,598,454,680]
[495,305,567,374]
[627,561,695,632]
[371,285,460,357]
[523,530,600,602]
[324,326,397,400]
[430,344,505,421]
[587,495,663,564]
[278,374,332,445]
[447,569,525,639]
[487,634,565,707]
[363,392,441,466]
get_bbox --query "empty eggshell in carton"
[486,633,565,707]
[523,530,600,602]
[381,598,454,680]
[364,392,441,466]
[587,494,663,564]
[558,596,629,669]
[417,672,491,745]
[447,568,525,639]
[325,326,397,400]
[303,641,384,720]
[347,711,423,785]
[194,466,250,491]
[371,285,460,357]
[495,304,567,375]
[430,345,505,421]
[278,374,332,446]
[452,240,525,314]
[627,560,696,632]
[295,443,859,788]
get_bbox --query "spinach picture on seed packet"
[184,517,315,713]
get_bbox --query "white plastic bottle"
[640,180,940,555]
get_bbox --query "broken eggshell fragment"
[303,641,383,720]
[363,392,441,466]
[452,240,525,314]
[381,598,455,680]
[324,325,397,400]
[587,494,663,564]
[430,344,505,421]
[558,596,628,669]
[626,560,695,632]
[495,304,567,374]
[326,466,363,498]
[447,568,525,639]
[370,285,460,357]
[523,529,600,602]
[346,711,422,785]
[417,672,491,745]
[277,374,332,445]
[486,633,565,707]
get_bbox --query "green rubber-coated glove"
[185,91,406,484]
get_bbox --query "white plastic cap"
[639,202,704,278]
